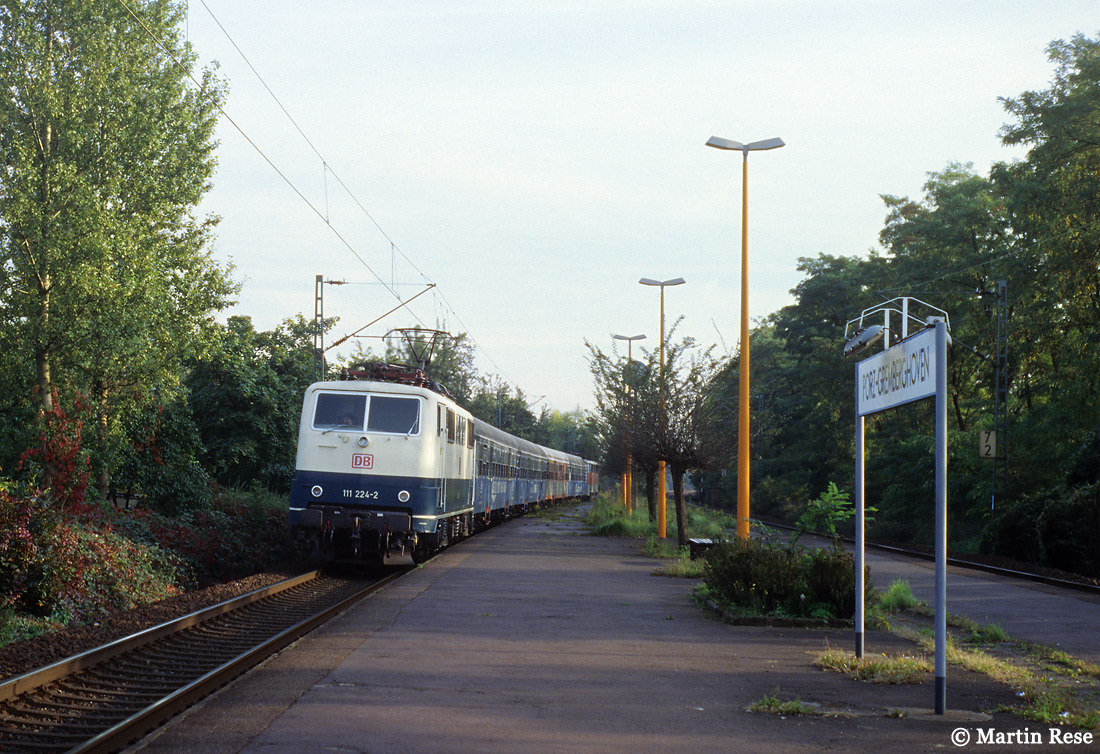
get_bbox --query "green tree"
[184,315,319,493]
[0,0,235,496]
[533,408,600,460]
[995,33,1100,490]
[466,376,539,440]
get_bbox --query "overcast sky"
[185,1,1094,412]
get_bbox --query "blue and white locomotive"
[289,364,597,564]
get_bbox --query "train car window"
[446,408,456,443]
[467,420,476,449]
[366,395,420,434]
[312,393,366,431]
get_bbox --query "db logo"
[351,454,374,469]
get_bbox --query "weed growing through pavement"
[877,579,920,613]
[816,647,932,684]
[868,586,1100,730]
[748,693,824,717]
[652,549,707,578]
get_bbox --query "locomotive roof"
[306,379,586,466]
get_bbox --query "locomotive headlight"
[397,490,410,503]
[357,436,370,448]
[310,485,323,498]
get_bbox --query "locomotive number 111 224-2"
[343,489,380,500]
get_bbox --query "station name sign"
[856,327,937,416]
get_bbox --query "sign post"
[853,322,949,714]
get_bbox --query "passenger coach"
[289,364,595,564]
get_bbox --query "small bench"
[687,538,715,559]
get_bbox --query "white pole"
[934,320,949,714]
[854,412,865,658]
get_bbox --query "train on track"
[289,363,598,564]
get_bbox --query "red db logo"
[351,454,374,469]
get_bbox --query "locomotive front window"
[313,393,366,431]
[367,396,421,434]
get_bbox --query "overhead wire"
[190,0,515,382]
[114,0,424,327]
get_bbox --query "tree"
[0,0,235,497]
[184,315,320,493]
[466,376,539,439]
[994,33,1100,489]
[588,328,729,545]
[586,338,660,517]
[532,408,600,461]
[653,335,730,548]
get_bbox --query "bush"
[878,578,920,612]
[981,483,1100,577]
[0,480,306,643]
[702,537,866,620]
[585,492,659,538]
[0,477,182,623]
[118,487,305,589]
[0,480,55,612]
[37,523,183,624]
[16,391,93,512]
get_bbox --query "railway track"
[757,518,1100,596]
[0,568,406,754]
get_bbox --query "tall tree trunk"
[95,381,111,500]
[35,2,55,416]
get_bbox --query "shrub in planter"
[702,536,864,621]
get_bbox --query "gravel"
[0,572,298,682]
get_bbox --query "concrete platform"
[132,509,1040,754]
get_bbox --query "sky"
[183,1,1095,413]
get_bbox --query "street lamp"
[639,277,685,539]
[706,135,784,540]
[613,333,646,515]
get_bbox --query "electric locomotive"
[288,364,596,564]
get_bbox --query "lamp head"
[706,136,785,152]
[843,324,885,358]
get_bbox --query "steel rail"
[0,568,408,754]
[757,518,1100,596]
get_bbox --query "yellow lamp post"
[639,277,685,539]
[706,135,784,539]
[613,333,646,515]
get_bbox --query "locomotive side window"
[366,395,421,434]
[446,408,456,443]
[313,393,366,430]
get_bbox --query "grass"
[816,648,932,684]
[748,693,825,717]
[530,500,585,523]
[583,492,739,542]
[877,579,920,613]
[651,549,707,578]
[859,580,1100,729]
